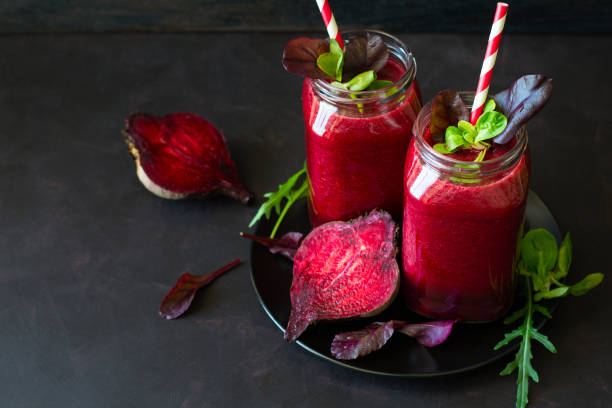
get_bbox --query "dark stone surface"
[0,32,610,407]
[1,1,612,34]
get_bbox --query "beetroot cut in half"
[285,210,400,342]
[123,112,253,205]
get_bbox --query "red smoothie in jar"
[402,96,530,322]
[304,30,422,227]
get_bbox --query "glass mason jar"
[303,29,422,227]
[402,93,530,322]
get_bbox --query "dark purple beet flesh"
[123,113,253,205]
[285,210,400,342]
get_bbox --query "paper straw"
[470,2,509,124]
[315,0,344,49]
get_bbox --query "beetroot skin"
[123,112,253,204]
[285,210,400,342]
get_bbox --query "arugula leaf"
[495,275,552,408]
[248,163,309,238]
[496,227,604,408]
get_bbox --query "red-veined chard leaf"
[342,33,388,81]
[159,259,241,319]
[282,37,331,79]
[492,74,553,144]
[282,34,389,81]
[430,90,470,138]
[331,320,455,360]
[240,231,304,261]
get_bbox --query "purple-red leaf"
[331,321,395,360]
[240,231,304,261]
[395,320,455,347]
[282,37,331,79]
[430,90,470,138]
[492,74,553,144]
[342,33,389,81]
[159,259,241,319]
[331,320,455,360]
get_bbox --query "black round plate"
[249,191,560,377]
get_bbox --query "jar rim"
[413,92,528,179]
[311,29,417,105]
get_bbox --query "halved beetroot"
[123,112,253,205]
[285,210,400,342]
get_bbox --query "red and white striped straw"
[315,0,344,49]
[470,2,509,124]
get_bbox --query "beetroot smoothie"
[402,97,530,321]
[303,30,422,227]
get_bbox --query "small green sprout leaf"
[555,233,572,279]
[433,143,452,154]
[433,98,508,162]
[345,70,376,91]
[317,39,344,81]
[445,126,468,151]
[534,286,568,301]
[570,273,604,296]
[367,79,394,90]
[521,229,558,272]
[474,111,508,143]
[484,99,496,112]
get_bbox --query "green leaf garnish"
[317,39,344,81]
[367,79,394,90]
[473,148,488,162]
[495,227,604,408]
[521,229,558,273]
[433,99,508,162]
[433,143,452,154]
[475,110,508,143]
[248,163,309,238]
[345,70,376,91]
[555,233,572,279]
[569,273,604,296]
[330,69,378,93]
[457,120,477,144]
[445,126,468,151]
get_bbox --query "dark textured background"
[1,0,611,33]
[0,31,611,407]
